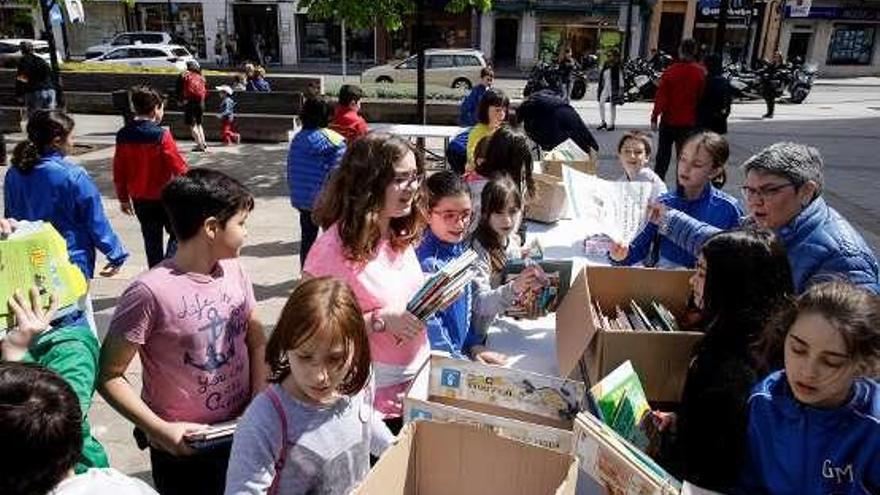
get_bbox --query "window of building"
[826,25,875,65]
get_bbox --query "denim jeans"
[133,199,177,268]
[24,89,56,117]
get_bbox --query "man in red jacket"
[113,86,189,268]
[651,38,706,180]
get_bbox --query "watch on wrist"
[370,311,386,333]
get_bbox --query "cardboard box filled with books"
[404,355,586,453]
[355,420,579,495]
[555,266,704,403]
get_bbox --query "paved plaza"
[1,81,878,485]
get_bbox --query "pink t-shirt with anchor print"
[108,259,257,425]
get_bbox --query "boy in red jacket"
[651,38,706,180]
[113,85,189,268]
[330,84,369,142]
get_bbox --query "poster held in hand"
[562,166,653,244]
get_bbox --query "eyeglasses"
[431,209,472,225]
[741,182,796,202]
[392,173,423,189]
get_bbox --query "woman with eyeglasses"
[304,133,427,434]
[650,142,879,294]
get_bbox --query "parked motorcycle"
[727,60,816,104]
[523,60,589,100]
[622,57,661,102]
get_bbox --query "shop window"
[826,25,875,65]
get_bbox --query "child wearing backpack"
[216,85,241,146]
[224,277,392,495]
[98,169,268,495]
[179,60,208,152]
[738,281,880,495]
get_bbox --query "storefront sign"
[787,0,811,18]
[697,0,755,19]
[784,6,880,20]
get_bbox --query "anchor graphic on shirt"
[183,306,235,372]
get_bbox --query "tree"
[299,0,491,124]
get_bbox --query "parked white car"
[0,39,63,68]
[361,49,488,89]
[84,31,175,60]
[84,44,195,71]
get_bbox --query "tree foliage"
[297,0,492,31]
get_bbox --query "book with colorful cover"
[588,360,653,452]
[0,221,87,329]
[407,249,478,320]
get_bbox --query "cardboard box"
[404,355,586,453]
[573,412,681,495]
[542,158,598,178]
[556,266,704,403]
[355,420,579,495]
[526,173,569,223]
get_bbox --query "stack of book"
[591,299,680,332]
[407,249,478,320]
[503,259,572,320]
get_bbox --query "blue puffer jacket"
[459,84,487,126]
[4,151,129,279]
[286,128,346,211]
[665,196,879,294]
[737,371,880,495]
[612,184,742,268]
[416,230,481,359]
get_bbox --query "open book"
[0,221,87,329]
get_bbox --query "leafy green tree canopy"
[298,0,492,31]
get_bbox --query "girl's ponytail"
[11,110,75,174]
[11,140,40,173]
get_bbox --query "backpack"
[182,72,207,101]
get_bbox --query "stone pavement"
[0,82,877,485]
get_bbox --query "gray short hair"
[741,142,824,196]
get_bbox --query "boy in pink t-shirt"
[98,169,267,495]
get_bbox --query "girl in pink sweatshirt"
[303,132,426,433]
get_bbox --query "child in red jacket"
[113,85,188,268]
[330,84,369,143]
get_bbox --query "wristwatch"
[370,311,386,333]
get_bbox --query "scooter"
[523,61,589,100]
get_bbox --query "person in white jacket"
[597,49,625,131]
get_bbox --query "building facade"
[777,0,880,76]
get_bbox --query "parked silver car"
[361,49,487,89]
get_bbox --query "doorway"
[658,12,685,55]
[494,18,519,66]
[787,31,812,61]
[232,3,280,66]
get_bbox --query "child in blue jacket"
[287,96,346,266]
[416,171,508,364]
[4,111,128,334]
[738,281,880,495]
[610,131,741,268]
[458,67,494,126]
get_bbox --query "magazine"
[0,221,87,329]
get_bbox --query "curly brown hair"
[265,277,371,394]
[313,132,425,263]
